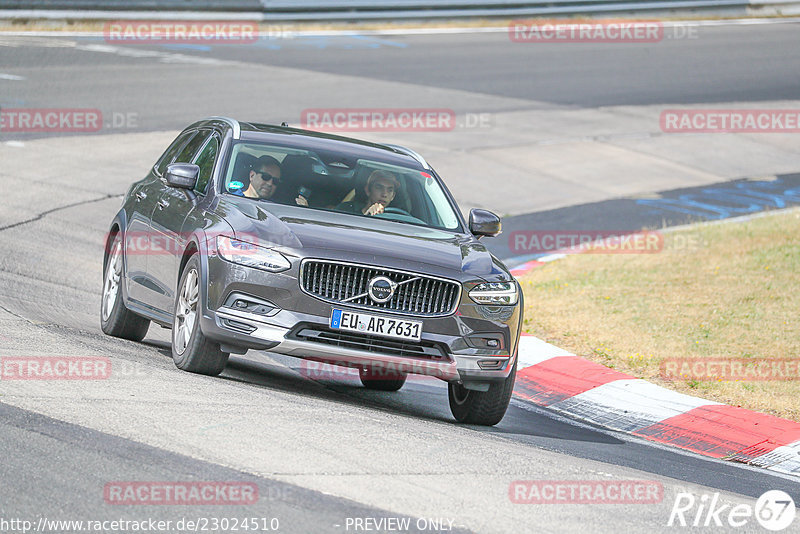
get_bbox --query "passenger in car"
[232,155,308,206]
[336,170,398,216]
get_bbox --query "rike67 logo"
[668,490,796,531]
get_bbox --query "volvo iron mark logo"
[368,276,396,303]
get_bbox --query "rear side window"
[175,129,211,164]
[192,134,220,195]
[155,130,196,176]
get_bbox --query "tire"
[448,361,517,426]
[359,367,407,392]
[171,254,229,376]
[100,233,150,342]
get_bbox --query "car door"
[125,129,197,306]
[148,129,217,314]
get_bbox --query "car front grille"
[300,260,460,317]
[291,325,449,360]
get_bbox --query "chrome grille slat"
[335,264,342,301]
[424,278,432,314]
[300,260,459,317]
[323,263,330,298]
[414,279,424,313]
[426,280,434,315]
[433,281,443,314]
[332,264,338,300]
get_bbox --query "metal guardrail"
[0,0,761,19]
[0,1,260,10]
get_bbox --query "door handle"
[135,191,147,201]
[157,198,170,210]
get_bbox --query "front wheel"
[448,362,516,426]
[171,255,229,376]
[100,233,150,341]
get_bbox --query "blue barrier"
[635,179,800,220]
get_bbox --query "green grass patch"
[520,208,800,421]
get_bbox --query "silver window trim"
[384,144,430,170]
[208,116,241,140]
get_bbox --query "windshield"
[222,141,462,231]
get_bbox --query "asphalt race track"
[1,21,800,533]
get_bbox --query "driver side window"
[192,134,220,195]
[175,129,210,164]
[155,130,195,176]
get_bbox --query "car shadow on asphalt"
[220,356,458,424]
[490,401,625,445]
[138,337,172,354]
[135,339,625,444]
[213,354,627,445]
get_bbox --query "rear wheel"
[100,233,150,341]
[359,367,407,392]
[448,362,516,426]
[171,255,229,376]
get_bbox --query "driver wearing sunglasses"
[233,155,308,206]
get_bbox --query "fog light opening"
[221,317,257,334]
[223,292,280,317]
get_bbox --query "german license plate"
[330,309,422,341]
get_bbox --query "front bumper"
[199,255,522,384]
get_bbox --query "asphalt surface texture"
[1,21,800,533]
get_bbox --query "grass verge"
[519,208,800,421]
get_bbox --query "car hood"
[216,197,506,278]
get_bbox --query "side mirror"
[165,163,199,190]
[469,208,501,237]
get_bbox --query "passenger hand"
[295,196,308,207]
[364,203,384,216]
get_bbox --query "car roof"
[192,117,430,171]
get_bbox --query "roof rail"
[207,116,241,140]
[384,144,430,170]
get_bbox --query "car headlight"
[216,236,291,273]
[468,281,518,305]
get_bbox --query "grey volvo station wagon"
[101,117,523,425]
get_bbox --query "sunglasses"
[254,170,281,185]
